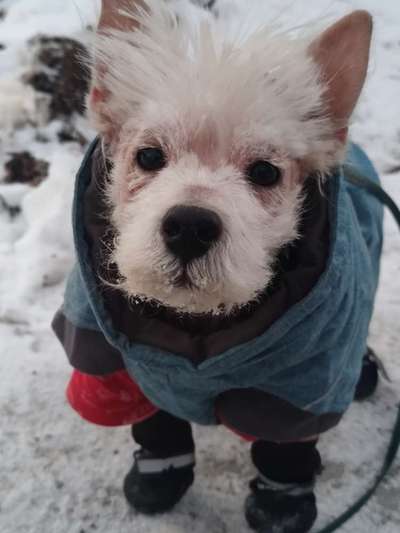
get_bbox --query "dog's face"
[89,1,372,314]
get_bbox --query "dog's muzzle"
[161,205,222,263]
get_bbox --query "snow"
[0,1,399,532]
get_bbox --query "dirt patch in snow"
[57,123,88,146]
[0,195,21,218]
[4,151,49,185]
[25,36,90,120]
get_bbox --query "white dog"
[53,2,381,532]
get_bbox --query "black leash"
[345,166,400,227]
[316,166,400,533]
[316,409,400,533]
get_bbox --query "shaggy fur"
[87,0,363,315]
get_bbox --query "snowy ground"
[0,1,399,532]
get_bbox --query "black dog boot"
[245,475,317,533]
[354,347,383,401]
[246,440,322,533]
[123,448,195,515]
[126,410,196,514]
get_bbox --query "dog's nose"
[161,205,222,262]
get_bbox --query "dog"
[53,1,383,531]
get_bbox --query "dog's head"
[88,0,372,314]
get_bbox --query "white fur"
[88,0,346,314]
[112,150,302,313]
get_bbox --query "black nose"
[161,205,222,262]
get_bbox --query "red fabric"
[66,369,158,427]
[67,368,257,440]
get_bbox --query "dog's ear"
[97,0,143,32]
[309,10,372,143]
[89,1,147,140]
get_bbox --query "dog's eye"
[136,148,166,171]
[246,161,281,187]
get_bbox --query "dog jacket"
[53,139,383,442]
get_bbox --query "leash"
[344,166,400,227]
[315,166,400,533]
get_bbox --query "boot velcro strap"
[257,473,315,497]
[137,452,195,474]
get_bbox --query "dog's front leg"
[246,439,321,533]
[124,410,196,514]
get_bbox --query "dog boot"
[354,347,381,401]
[246,440,322,533]
[123,448,195,514]
[245,475,317,533]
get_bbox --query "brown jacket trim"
[52,310,125,375]
[216,388,342,442]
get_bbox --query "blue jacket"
[54,140,383,439]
